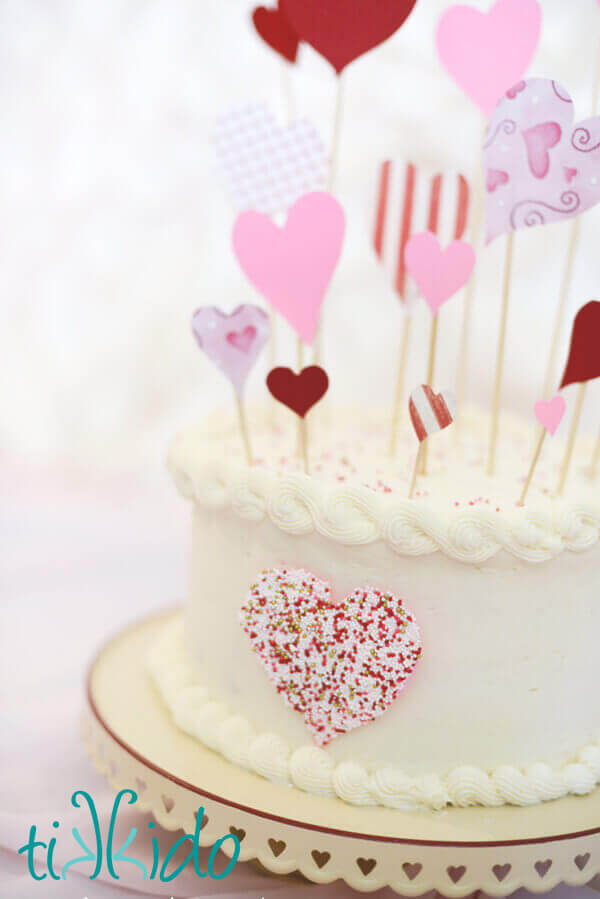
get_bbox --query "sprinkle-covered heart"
[436,0,541,116]
[404,232,475,314]
[233,192,345,344]
[409,385,457,442]
[534,395,565,436]
[485,78,600,242]
[266,365,328,417]
[191,304,270,395]
[240,569,422,745]
[252,3,299,63]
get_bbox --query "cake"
[148,407,600,811]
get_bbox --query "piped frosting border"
[148,617,600,811]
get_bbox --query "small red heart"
[226,325,256,353]
[266,365,328,417]
[281,0,417,74]
[252,4,299,64]
[560,300,600,388]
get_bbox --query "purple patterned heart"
[484,78,600,241]
[191,304,270,396]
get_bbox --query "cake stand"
[83,609,600,896]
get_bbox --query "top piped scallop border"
[167,435,600,565]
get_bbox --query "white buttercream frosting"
[167,408,600,564]
[148,617,600,811]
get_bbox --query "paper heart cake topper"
[233,192,345,344]
[191,305,270,396]
[280,0,418,75]
[534,396,565,436]
[560,301,600,389]
[436,0,541,116]
[409,385,457,443]
[266,365,329,417]
[252,3,299,63]
[404,232,475,314]
[240,568,422,745]
[373,160,470,303]
[214,104,327,217]
[484,78,600,242]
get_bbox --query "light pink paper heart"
[534,395,566,436]
[240,568,422,746]
[191,304,270,395]
[484,78,600,241]
[213,104,327,216]
[436,0,541,116]
[404,232,475,314]
[232,192,345,344]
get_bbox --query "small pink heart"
[226,325,256,353]
[534,395,566,436]
[506,80,526,99]
[436,0,541,116]
[232,192,345,344]
[564,166,578,183]
[404,232,475,314]
[522,122,562,179]
[487,168,509,192]
[192,305,269,395]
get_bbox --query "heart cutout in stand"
[266,366,329,418]
[252,3,299,63]
[281,0,418,74]
[485,79,600,242]
[240,569,422,745]
[560,300,600,389]
[436,0,541,116]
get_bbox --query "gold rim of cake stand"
[82,608,600,895]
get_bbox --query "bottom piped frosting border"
[147,616,600,811]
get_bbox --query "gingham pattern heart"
[213,103,327,216]
[240,568,422,746]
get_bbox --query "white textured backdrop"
[2,0,599,479]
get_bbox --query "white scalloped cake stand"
[83,609,600,896]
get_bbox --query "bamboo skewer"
[518,429,546,506]
[235,394,252,465]
[409,444,424,499]
[557,383,587,495]
[389,311,413,456]
[488,231,514,475]
[420,313,440,475]
[299,417,309,474]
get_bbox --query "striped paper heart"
[409,385,457,442]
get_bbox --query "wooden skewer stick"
[488,230,514,476]
[299,417,309,474]
[389,311,413,456]
[313,77,344,367]
[589,429,600,480]
[541,217,581,400]
[409,444,424,499]
[420,313,439,475]
[518,429,547,506]
[557,382,587,495]
[296,342,304,455]
[235,394,252,465]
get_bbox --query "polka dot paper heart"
[191,304,270,396]
[240,569,422,746]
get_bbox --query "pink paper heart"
[485,78,600,241]
[240,569,422,746]
[404,232,475,314]
[436,0,541,116]
[191,304,269,395]
[534,395,566,436]
[487,168,509,192]
[232,192,345,344]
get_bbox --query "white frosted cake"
[149,408,600,810]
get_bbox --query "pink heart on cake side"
[534,395,565,436]
[191,304,270,395]
[436,0,541,116]
[404,232,475,314]
[232,192,345,344]
[484,78,600,241]
[240,569,422,746]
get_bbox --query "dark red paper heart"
[266,365,328,417]
[252,4,299,63]
[560,300,600,388]
[280,0,418,74]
